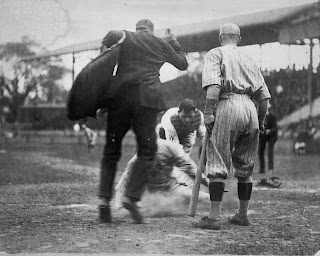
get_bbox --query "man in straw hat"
[193,23,271,229]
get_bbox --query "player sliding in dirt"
[114,126,210,212]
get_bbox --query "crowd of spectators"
[162,65,319,124]
[262,67,320,153]
[281,115,320,138]
[279,115,320,154]
[263,66,320,120]
[264,68,308,119]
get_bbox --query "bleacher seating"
[263,68,319,120]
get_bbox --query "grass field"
[0,133,319,254]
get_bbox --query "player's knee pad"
[237,183,252,200]
[209,182,225,201]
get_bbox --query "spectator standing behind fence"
[98,19,188,224]
[193,23,270,230]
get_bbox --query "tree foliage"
[0,36,69,122]
[162,73,206,110]
[162,52,206,110]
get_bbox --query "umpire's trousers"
[98,84,159,201]
[258,133,277,172]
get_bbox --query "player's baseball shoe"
[122,198,144,224]
[228,213,250,226]
[192,216,221,230]
[99,204,111,223]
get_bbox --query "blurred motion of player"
[114,126,209,210]
[81,124,97,151]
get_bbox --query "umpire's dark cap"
[136,19,154,32]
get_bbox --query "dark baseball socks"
[208,182,253,220]
[237,182,252,218]
[208,182,225,220]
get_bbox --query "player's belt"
[219,92,250,100]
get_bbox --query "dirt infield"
[0,136,319,255]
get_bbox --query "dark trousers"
[98,84,159,201]
[258,134,277,172]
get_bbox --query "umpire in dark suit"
[98,19,188,224]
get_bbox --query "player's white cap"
[219,23,240,36]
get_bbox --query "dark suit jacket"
[102,30,188,109]
[260,112,278,140]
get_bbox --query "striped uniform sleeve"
[251,73,271,102]
[202,48,223,94]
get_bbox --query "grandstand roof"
[21,1,320,60]
[278,96,320,126]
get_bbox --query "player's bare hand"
[164,28,177,41]
[204,113,215,132]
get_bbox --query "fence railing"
[0,129,136,146]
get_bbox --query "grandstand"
[19,1,320,152]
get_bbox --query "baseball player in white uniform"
[160,99,206,155]
[193,23,271,230]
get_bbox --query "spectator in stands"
[263,68,311,120]
[293,117,318,154]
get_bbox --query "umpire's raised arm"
[162,29,188,70]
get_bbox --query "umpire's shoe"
[192,216,221,230]
[122,197,144,224]
[99,204,111,223]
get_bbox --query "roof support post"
[72,53,75,83]
[259,44,262,68]
[288,44,291,69]
[308,40,314,117]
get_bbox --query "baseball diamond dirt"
[0,133,319,255]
